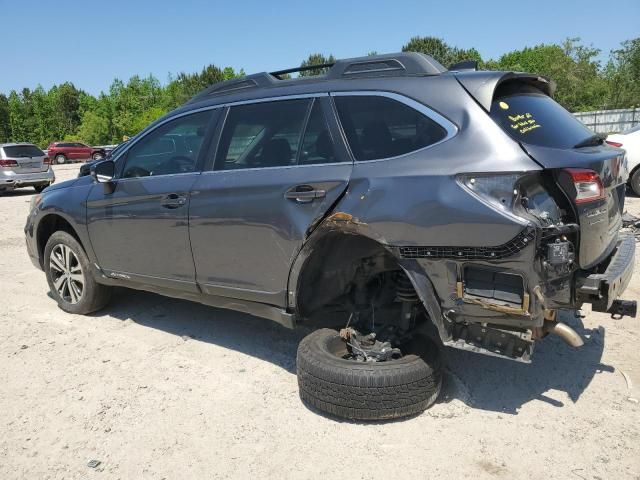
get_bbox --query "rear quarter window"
[490,92,594,149]
[334,95,447,161]
[2,145,44,157]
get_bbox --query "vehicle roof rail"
[188,52,447,104]
[270,63,334,79]
[328,52,447,78]
[449,60,478,71]
[188,73,276,103]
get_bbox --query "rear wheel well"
[36,215,83,268]
[295,232,425,331]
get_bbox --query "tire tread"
[296,328,442,420]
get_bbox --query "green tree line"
[0,37,638,148]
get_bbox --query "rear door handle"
[161,193,187,209]
[284,185,326,204]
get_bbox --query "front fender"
[31,176,97,266]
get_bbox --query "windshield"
[490,93,595,149]
[108,141,128,158]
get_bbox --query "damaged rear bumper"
[576,232,636,312]
[400,228,636,363]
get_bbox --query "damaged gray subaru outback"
[25,53,636,420]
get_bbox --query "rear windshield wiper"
[574,134,603,149]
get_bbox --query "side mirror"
[90,160,116,193]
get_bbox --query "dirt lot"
[1,164,639,480]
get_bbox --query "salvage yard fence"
[573,107,639,134]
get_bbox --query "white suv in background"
[0,143,55,193]
[608,125,640,195]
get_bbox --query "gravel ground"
[1,164,639,480]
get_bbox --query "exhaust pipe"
[543,320,584,348]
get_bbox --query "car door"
[86,109,219,292]
[57,143,72,160]
[189,96,353,307]
[67,143,80,160]
[78,143,92,160]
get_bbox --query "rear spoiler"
[454,71,556,112]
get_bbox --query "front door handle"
[161,193,187,209]
[284,185,326,204]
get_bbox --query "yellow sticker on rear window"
[508,112,541,134]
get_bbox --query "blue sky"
[1,0,638,96]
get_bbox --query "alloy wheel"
[49,244,84,304]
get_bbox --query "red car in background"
[46,142,107,164]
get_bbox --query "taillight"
[0,159,18,167]
[43,156,51,165]
[606,140,623,148]
[456,173,524,219]
[564,168,604,204]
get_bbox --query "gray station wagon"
[24,53,636,420]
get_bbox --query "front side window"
[122,110,213,178]
[215,99,310,171]
[334,95,447,161]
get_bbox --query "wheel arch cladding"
[36,214,85,268]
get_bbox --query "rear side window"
[334,95,447,161]
[215,99,310,170]
[299,101,337,165]
[490,92,594,149]
[2,145,44,157]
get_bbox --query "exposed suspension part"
[397,273,418,331]
[397,273,419,302]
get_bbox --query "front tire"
[55,154,66,165]
[630,168,640,197]
[44,231,111,315]
[297,329,442,421]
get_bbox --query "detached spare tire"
[297,328,442,420]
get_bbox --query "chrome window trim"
[200,160,349,175]
[329,90,458,163]
[108,90,457,175]
[115,171,201,183]
[110,93,329,167]
[224,92,328,108]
